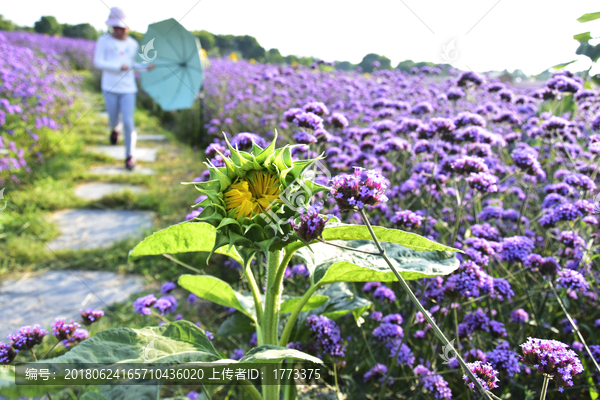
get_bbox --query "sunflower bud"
[189,132,329,255]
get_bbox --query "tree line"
[0,14,450,72]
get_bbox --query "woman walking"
[93,6,155,171]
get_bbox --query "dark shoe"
[109,129,119,145]
[125,156,135,171]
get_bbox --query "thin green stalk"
[279,284,320,347]
[245,260,264,323]
[318,238,380,256]
[548,281,600,374]
[333,363,341,400]
[240,380,263,400]
[359,209,493,400]
[162,253,203,274]
[41,340,60,360]
[539,375,550,400]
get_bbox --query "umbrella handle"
[148,63,187,68]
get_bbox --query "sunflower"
[188,132,328,255]
[224,170,281,220]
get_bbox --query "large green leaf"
[298,240,459,285]
[239,345,322,364]
[46,321,220,364]
[217,312,256,337]
[279,295,329,313]
[312,282,371,320]
[179,275,256,321]
[577,11,600,23]
[128,222,242,264]
[322,223,460,252]
[0,323,210,399]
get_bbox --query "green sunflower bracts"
[187,132,329,258]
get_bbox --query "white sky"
[3,1,600,75]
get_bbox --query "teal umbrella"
[137,18,203,111]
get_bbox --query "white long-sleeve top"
[93,34,149,94]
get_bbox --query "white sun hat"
[105,7,128,28]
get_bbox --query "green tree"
[194,30,215,51]
[235,35,265,60]
[62,23,98,40]
[215,34,236,55]
[335,61,355,71]
[0,14,15,31]
[266,48,284,64]
[396,59,416,71]
[34,16,62,35]
[358,53,391,72]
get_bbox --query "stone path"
[0,270,145,339]
[47,209,154,251]
[138,134,167,141]
[74,182,148,200]
[89,145,158,162]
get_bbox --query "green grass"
[1,70,210,276]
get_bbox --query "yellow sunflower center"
[224,171,281,220]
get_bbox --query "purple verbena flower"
[291,205,329,243]
[133,294,157,316]
[330,168,388,210]
[520,337,584,392]
[8,325,48,351]
[80,308,104,325]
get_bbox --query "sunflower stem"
[359,209,493,400]
[263,249,283,400]
[263,249,282,345]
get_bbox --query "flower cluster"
[330,168,388,210]
[291,205,330,243]
[8,325,48,351]
[520,337,584,391]
[306,315,346,358]
[463,361,500,391]
[80,308,104,325]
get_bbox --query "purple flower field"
[0,31,85,185]
[2,30,600,400]
[194,57,600,398]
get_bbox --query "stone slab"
[89,146,158,162]
[138,134,167,141]
[0,270,145,340]
[88,165,156,176]
[47,209,154,251]
[74,182,148,200]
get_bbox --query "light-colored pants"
[102,91,137,158]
